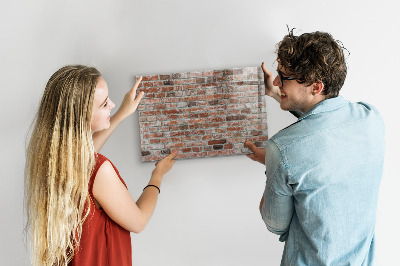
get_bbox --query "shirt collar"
[298,95,350,121]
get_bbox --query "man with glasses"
[245,30,385,265]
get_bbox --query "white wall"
[1,0,399,265]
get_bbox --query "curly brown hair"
[277,30,348,98]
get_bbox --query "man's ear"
[312,82,324,96]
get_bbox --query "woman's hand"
[262,62,281,103]
[152,150,179,178]
[115,76,145,119]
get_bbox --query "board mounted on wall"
[136,67,268,162]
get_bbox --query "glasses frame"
[277,70,297,86]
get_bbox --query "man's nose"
[273,75,281,87]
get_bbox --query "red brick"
[170,131,187,137]
[191,130,205,135]
[166,142,184,148]
[174,78,195,85]
[203,146,212,152]
[164,120,179,126]
[182,84,198,90]
[142,75,159,81]
[147,116,157,122]
[195,77,206,83]
[185,141,206,147]
[163,109,183,115]
[202,135,212,141]
[203,94,223,100]
[142,110,162,116]
[182,148,192,153]
[190,72,203,77]
[160,138,170,143]
[227,127,244,132]
[159,74,171,80]
[161,86,175,92]
[226,115,247,121]
[141,81,154,87]
[183,96,203,102]
[224,144,233,149]
[187,118,204,124]
[208,139,227,145]
[184,107,203,113]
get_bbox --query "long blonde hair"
[25,65,101,265]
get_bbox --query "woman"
[25,65,177,265]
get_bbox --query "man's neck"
[301,95,327,113]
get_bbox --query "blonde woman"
[25,65,178,266]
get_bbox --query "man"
[245,31,385,265]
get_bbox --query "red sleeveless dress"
[69,153,132,266]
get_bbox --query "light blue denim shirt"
[261,96,385,266]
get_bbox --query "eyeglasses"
[277,70,297,86]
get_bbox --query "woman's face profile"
[91,77,115,133]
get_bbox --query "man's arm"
[261,62,282,103]
[260,141,294,240]
[93,77,144,152]
[246,139,294,240]
[261,62,302,119]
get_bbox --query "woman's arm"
[93,151,179,233]
[92,77,144,152]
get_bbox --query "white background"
[1,0,399,265]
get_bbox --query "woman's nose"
[109,100,115,109]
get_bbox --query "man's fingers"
[245,141,258,153]
[246,153,257,161]
[261,62,272,76]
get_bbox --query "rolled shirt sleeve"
[260,139,294,241]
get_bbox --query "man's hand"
[262,62,281,103]
[245,141,266,165]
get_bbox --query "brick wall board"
[137,66,268,162]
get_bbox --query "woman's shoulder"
[95,153,108,164]
[94,153,127,188]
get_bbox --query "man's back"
[262,96,385,265]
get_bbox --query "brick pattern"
[137,67,268,162]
